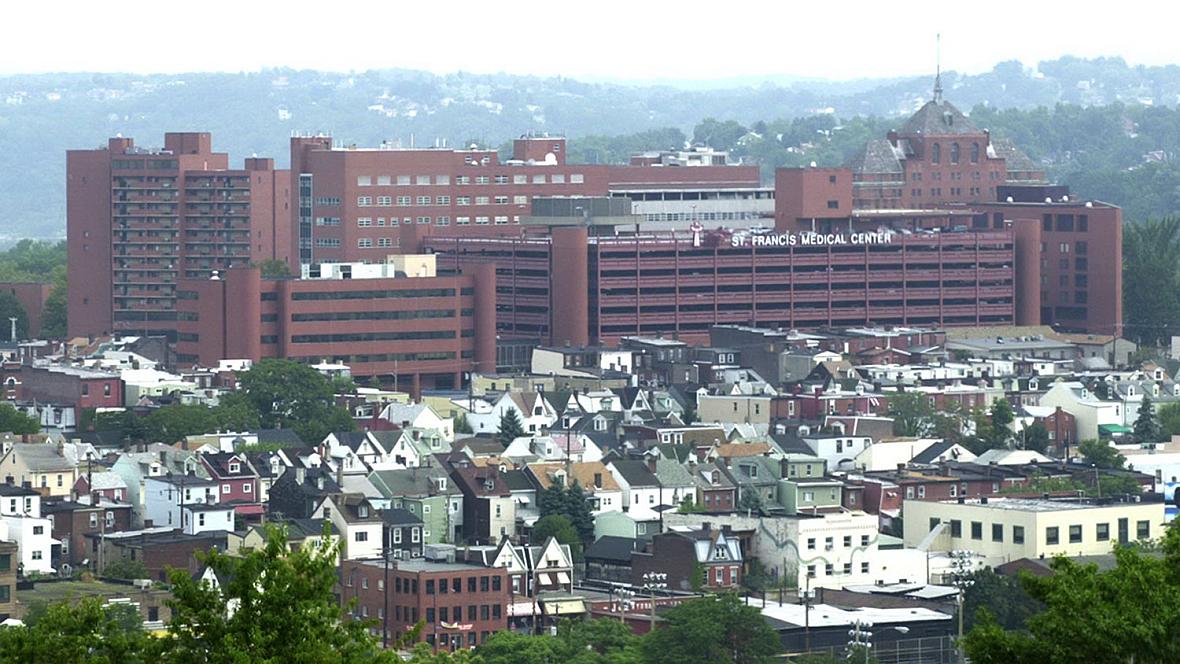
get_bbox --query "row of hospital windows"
[354,173,585,187]
[933,518,1150,543]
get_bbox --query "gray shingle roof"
[848,138,903,175]
[899,99,981,136]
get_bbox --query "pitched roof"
[381,507,423,526]
[527,461,620,492]
[990,137,1040,174]
[8,444,75,473]
[585,535,639,564]
[609,460,659,488]
[899,99,981,136]
[369,465,450,498]
[847,138,903,175]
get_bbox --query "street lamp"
[642,572,667,630]
[847,621,909,664]
[614,586,636,623]
[949,550,977,654]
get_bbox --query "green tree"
[164,524,396,663]
[990,398,1015,433]
[497,408,525,447]
[962,568,1044,632]
[0,290,28,341]
[0,597,161,663]
[236,358,356,444]
[964,524,1180,664]
[1021,422,1051,453]
[737,489,763,513]
[678,494,705,514]
[40,267,67,338]
[887,392,935,436]
[454,412,473,434]
[642,593,780,664]
[142,405,219,443]
[1079,438,1126,469]
[533,514,583,561]
[103,557,150,580]
[1123,217,1180,346]
[1159,401,1180,438]
[537,482,595,543]
[0,403,41,435]
[692,118,748,151]
[254,259,292,278]
[1134,395,1162,443]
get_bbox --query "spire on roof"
[933,33,943,103]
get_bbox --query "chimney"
[594,473,603,489]
[295,467,306,485]
[336,461,344,488]
[701,521,712,533]
[159,450,168,466]
[646,456,658,474]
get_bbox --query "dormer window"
[714,545,728,560]
[358,504,369,518]
[229,462,240,474]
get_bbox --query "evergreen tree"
[1134,395,1162,443]
[454,412,473,435]
[497,409,525,447]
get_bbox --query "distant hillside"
[2,55,1179,238]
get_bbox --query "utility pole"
[642,571,667,630]
[382,529,391,649]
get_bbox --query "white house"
[801,434,874,469]
[143,475,223,533]
[314,494,383,560]
[0,516,55,574]
[469,392,558,436]
[379,402,454,442]
[1039,381,1124,441]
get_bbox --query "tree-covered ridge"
[6,56,1180,237]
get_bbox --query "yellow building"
[903,496,1165,566]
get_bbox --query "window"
[1097,523,1110,541]
[1046,527,1059,545]
[393,528,402,544]
[932,143,941,164]
[396,196,411,206]
[917,485,926,498]
[861,562,869,574]
[426,580,435,594]
[1014,525,1025,544]
[970,142,980,163]
[806,565,816,578]
[243,483,252,493]
[357,238,372,248]
[950,143,960,164]
[571,174,584,184]
[417,196,431,205]
[357,217,372,227]
[861,534,869,547]
[355,531,368,542]
[806,537,815,550]
[992,523,1003,542]
[929,517,941,532]
[1137,520,1151,540]
[1069,524,1082,544]
[970,522,982,540]
[905,486,914,499]
[31,551,42,560]
[950,520,962,538]
[843,535,852,548]
[357,196,372,207]
[222,483,231,494]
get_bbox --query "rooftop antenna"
[933,33,943,103]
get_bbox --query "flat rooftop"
[743,597,951,628]
[936,497,1142,512]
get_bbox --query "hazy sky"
[5,0,1176,83]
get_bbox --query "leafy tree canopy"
[236,358,356,444]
